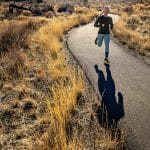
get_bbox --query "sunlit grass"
[29,13,94,149]
[113,2,150,56]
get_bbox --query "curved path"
[67,15,150,150]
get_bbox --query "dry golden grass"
[28,12,98,149]
[0,7,125,149]
[0,8,99,149]
[113,2,150,56]
[0,19,51,149]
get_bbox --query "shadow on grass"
[94,64,125,139]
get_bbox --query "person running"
[94,6,113,64]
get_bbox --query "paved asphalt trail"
[67,15,150,150]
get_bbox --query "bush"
[0,20,40,52]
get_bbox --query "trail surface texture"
[67,14,150,150]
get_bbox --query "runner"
[94,6,113,64]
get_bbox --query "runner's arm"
[94,16,101,27]
[110,17,113,30]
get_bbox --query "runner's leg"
[104,34,110,59]
[97,34,104,47]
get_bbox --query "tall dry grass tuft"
[0,50,27,81]
[0,21,32,84]
[0,19,47,82]
[0,20,45,52]
[40,71,84,150]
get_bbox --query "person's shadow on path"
[94,64,125,137]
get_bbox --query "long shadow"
[94,64,125,138]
